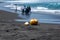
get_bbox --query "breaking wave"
[4,4,60,14]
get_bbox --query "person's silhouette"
[25,6,31,15]
[21,5,26,15]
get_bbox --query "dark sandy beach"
[0,10,60,40]
[0,22,60,40]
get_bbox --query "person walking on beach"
[25,6,31,15]
[21,5,26,15]
[21,5,31,16]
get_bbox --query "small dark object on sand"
[6,30,9,32]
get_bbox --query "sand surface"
[0,10,23,21]
[0,10,60,40]
[0,22,60,40]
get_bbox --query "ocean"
[0,2,60,24]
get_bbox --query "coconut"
[30,18,38,25]
[24,22,29,26]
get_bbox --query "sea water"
[0,2,60,24]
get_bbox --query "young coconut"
[24,22,29,26]
[30,18,38,25]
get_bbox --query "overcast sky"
[0,0,60,2]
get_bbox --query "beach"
[0,10,60,40]
[0,22,60,40]
[0,2,60,40]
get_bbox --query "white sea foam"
[4,4,60,14]
[10,6,22,10]
[4,4,15,8]
[4,4,22,10]
[31,7,60,14]
[37,7,48,10]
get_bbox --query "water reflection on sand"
[18,11,60,24]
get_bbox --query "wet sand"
[0,22,60,40]
[0,10,60,40]
[0,10,23,20]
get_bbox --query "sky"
[0,0,60,3]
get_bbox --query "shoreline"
[0,3,60,40]
[0,10,60,25]
[0,10,60,40]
